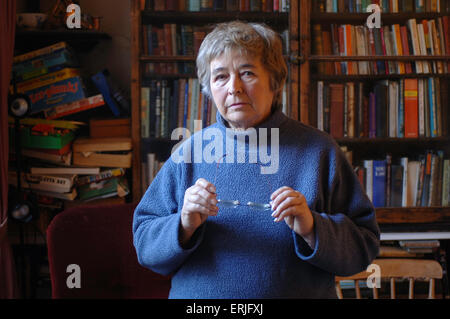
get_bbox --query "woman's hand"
[180,178,218,246]
[270,186,315,249]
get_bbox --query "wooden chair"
[335,258,443,299]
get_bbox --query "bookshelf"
[130,0,450,227]
[304,0,450,227]
[130,0,299,202]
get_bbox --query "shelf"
[14,29,111,53]
[376,207,450,224]
[141,10,289,28]
[141,55,196,62]
[312,73,450,80]
[311,12,450,24]
[310,55,450,62]
[336,136,450,145]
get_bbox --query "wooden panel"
[131,0,142,202]
[298,0,310,124]
[289,0,299,121]
[376,207,450,224]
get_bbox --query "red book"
[400,26,413,73]
[380,27,390,74]
[404,78,419,138]
[329,83,344,138]
[345,25,354,75]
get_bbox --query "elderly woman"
[133,21,380,298]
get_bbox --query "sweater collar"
[215,105,289,133]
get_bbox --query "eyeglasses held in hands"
[213,154,272,212]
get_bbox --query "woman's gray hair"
[196,20,287,108]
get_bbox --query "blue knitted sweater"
[133,108,380,299]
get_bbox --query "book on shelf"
[141,152,166,193]
[316,0,449,13]
[316,78,446,139]
[314,16,449,76]
[141,0,289,12]
[372,159,387,207]
[356,151,450,208]
[141,78,217,139]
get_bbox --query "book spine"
[364,160,374,201]
[372,160,387,207]
[404,78,418,138]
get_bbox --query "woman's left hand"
[270,186,315,248]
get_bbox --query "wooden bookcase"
[130,0,299,202]
[302,0,450,226]
[130,0,450,227]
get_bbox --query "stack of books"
[8,42,131,208]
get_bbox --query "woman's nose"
[227,75,243,95]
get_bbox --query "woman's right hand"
[180,178,218,246]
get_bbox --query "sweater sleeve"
[132,160,205,276]
[294,143,380,277]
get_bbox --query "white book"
[317,81,324,131]
[147,153,156,186]
[418,79,425,137]
[442,159,449,206]
[407,161,420,207]
[407,19,423,74]
[388,81,397,137]
[417,23,430,73]
[401,157,409,207]
[364,160,373,202]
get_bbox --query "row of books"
[315,0,450,13]
[316,77,446,139]
[356,151,450,207]
[140,153,166,194]
[8,117,132,203]
[140,78,290,139]
[141,0,290,12]
[142,24,207,58]
[313,17,450,76]
[9,42,132,207]
[141,78,217,139]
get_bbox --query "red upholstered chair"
[46,202,171,298]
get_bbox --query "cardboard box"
[73,137,132,168]
[89,118,131,138]
[14,68,86,114]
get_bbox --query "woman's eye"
[241,71,254,77]
[215,74,227,81]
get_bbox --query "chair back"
[335,258,443,299]
[47,202,171,298]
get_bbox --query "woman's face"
[209,50,275,130]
